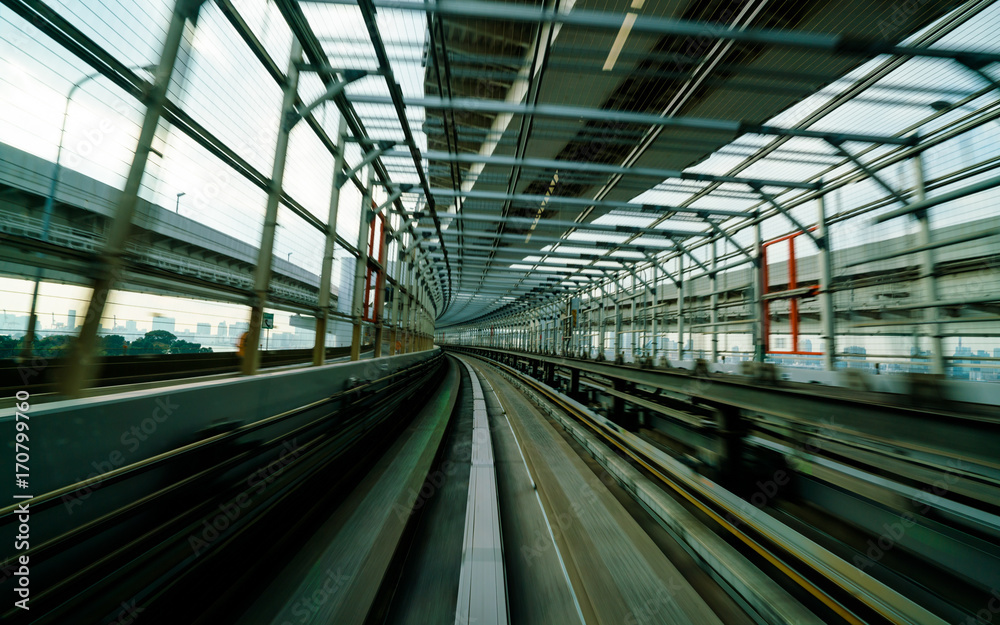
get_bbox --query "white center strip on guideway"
[454,356,509,625]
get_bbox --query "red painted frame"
[762,228,822,355]
[362,210,385,323]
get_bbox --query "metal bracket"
[284,70,369,132]
[336,141,396,189]
[644,254,680,288]
[750,183,822,247]
[672,239,713,276]
[826,138,909,207]
[957,55,1000,93]
[707,221,753,260]
[626,266,655,298]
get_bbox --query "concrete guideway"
[453,356,508,625]
[465,351,953,625]
[467,359,724,625]
[478,357,823,625]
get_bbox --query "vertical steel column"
[817,191,837,371]
[417,287,425,351]
[630,274,637,358]
[388,241,401,355]
[587,296,594,356]
[554,302,560,354]
[242,39,303,375]
[913,154,945,375]
[401,253,413,353]
[351,167,375,360]
[710,241,719,362]
[417,288,425,352]
[372,214,389,358]
[313,116,348,365]
[552,303,558,354]
[677,255,685,361]
[394,245,410,354]
[599,284,606,359]
[614,287,622,357]
[753,222,766,363]
[385,234,396,349]
[650,264,658,360]
[62,0,201,394]
[644,271,651,356]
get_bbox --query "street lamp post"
[175,191,186,213]
[22,65,155,359]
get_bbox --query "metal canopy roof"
[295,0,996,326]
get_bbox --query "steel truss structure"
[1,0,999,390]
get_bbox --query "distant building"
[152,316,175,334]
[68,309,76,330]
[218,321,227,336]
[196,323,211,337]
[229,321,248,338]
[126,319,138,333]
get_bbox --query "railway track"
[4,347,996,624]
[456,348,999,625]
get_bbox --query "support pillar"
[650,265,658,360]
[614,294,622,357]
[401,256,413,353]
[710,241,719,362]
[351,167,375,360]
[913,154,945,375]
[753,222,766,363]
[62,0,204,394]
[677,255,685,361]
[817,191,836,371]
[313,116,348,365]
[372,212,388,358]
[243,39,303,375]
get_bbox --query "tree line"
[0,330,213,359]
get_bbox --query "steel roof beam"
[429,242,633,262]
[305,0,1000,64]
[440,255,626,269]
[353,95,916,146]
[435,213,709,238]
[423,230,677,251]
[414,188,750,218]
[391,150,820,190]
[750,184,821,247]
[456,265,602,276]
[873,172,1000,223]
